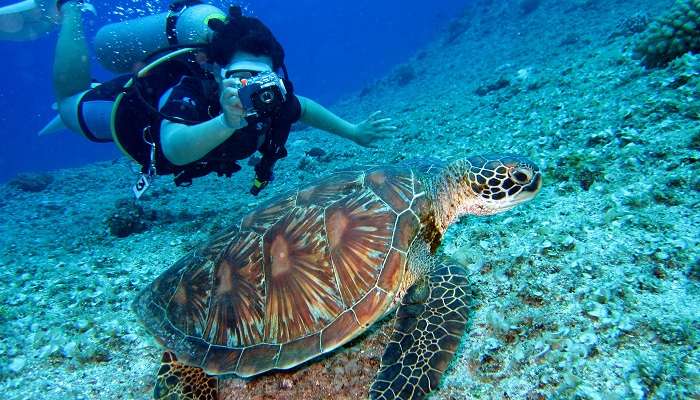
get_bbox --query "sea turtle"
[133,154,542,400]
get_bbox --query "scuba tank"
[94,1,225,73]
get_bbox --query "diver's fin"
[0,0,58,41]
[153,351,218,400]
[0,0,96,41]
[69,0,96,16]
[81,2,96,16]
[38,115,66,136]
[56,0,96,16]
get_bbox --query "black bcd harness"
[112,47,293,188]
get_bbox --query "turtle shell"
[134,160,441,377]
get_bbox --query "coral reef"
[445,18,469,45]
[393,64,416,86]
[474,77,510,96]
[304,147,327,158]
[689,258,700,280]
[105,199,151,238]
[8,172,54,192]
[608,13,650,41]
[519,0,541,16]
[633,0,700,68]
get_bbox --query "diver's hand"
[219,78,247,130]
[351,111,397,147]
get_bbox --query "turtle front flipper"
[154,351,218,400]
[370,263,470,400]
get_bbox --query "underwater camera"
[237,72,287,119]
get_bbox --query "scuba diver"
[45,0,397,196]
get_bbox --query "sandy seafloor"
[1,0,699,399]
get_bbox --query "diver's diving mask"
[222,69,260,79]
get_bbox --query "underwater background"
[0,0,466,183]
[1,0,699,399]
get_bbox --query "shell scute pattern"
[354,287,391,328]
[140,252,192,318]
[176,336,210,367]
[235,343,281,377]
[203,227,241,259]
[136,162,431,376]
[326,188,396,306]
[404,157,445,177]
[296,170,365,207]
[167,260,214,338]
[365,165,415,212]
[262,205,344,343]
[202,345,242,375]
[321,309,361,351]
[276,332,322,369]
[240,194,297,234]
[377,249,407,292]
[204,230,265,348]
[393,211,420,252]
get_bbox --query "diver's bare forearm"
[160,117,235,166]
[297,95,356,139]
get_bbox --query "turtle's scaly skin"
[135,159,440,376]
[153,351,218,399]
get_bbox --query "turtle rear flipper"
[370,263,470,400]
[154,351,218,400]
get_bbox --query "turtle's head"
[434,154,542,230]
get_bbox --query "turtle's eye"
[509,167,532,185]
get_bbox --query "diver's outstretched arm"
[296,95,396,147]
[53,1,91,100]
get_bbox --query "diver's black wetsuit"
[155,75,301,186]
[78,71,301,186]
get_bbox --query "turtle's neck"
[423,154,542,251]
[428,159,481,236]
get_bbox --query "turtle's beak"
[485,168,542,214]
[520,171,542,198]
[528,171,543,193]
[510,171,542,206]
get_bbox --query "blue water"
[0,0,468,182]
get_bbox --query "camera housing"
[237,71,287,119]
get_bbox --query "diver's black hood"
[206,5,286,71]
